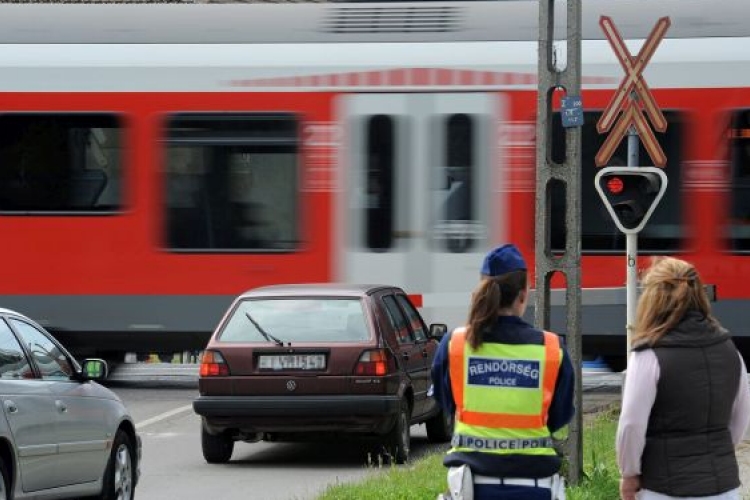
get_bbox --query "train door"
[337,93,502,328]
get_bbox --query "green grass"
[566,405,621,500]
[315,453,447,500]
[316,405,621,500]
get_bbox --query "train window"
[164,113,299,252]
[550,110,684,253]
[365,115,395,251]
[0,114,122,213]
[728,110,750,251]
[435,113,477,253]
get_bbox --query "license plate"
[258,354,326,371]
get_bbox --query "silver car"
[0,308,140,500]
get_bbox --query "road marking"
[136,404,193,430]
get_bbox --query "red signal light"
[606,176,624,195]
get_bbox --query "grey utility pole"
[535,0,583,485]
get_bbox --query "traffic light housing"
[594,166,668,234]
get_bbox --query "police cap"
[480,244,527,277]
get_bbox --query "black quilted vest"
[633,311,741,497]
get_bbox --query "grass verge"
[316,403,620,500]
[566,404,620,500]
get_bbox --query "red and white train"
[0,0,747,363]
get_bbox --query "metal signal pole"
[535,0,583,485]
[626,126,639,357]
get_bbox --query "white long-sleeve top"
[616,350,750,478]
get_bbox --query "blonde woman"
[616,257,750,500]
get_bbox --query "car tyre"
[426,406,454,443]
[201,425,234,464]
[98,429,136,500]
[381,398,410,464]
[0,455,10,500]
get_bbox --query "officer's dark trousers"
[474,484,552,499]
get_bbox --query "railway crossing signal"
[595,166,668,234]
[594,16,671,363]
[595,16,671,168]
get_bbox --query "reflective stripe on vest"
[451,435,553,451]
[448,327,561,429]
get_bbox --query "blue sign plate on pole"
[561,95,583,128]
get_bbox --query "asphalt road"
[108,382,451,500]
[105,375,621,500]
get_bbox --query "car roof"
[0,307,28,318]
[0,308,46,329]
[239,283,400,299]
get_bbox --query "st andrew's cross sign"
[595,16,671,168]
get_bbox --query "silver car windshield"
[218,298,369,343]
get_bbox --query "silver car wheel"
[113,443,133,500]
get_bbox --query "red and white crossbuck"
[595,16,671,168]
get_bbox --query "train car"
[0,0,747,365]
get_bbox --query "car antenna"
[245,312,284,346]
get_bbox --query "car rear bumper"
[193,395,400,418]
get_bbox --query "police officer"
[431,244,575,500]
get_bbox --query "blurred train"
[0,0,748,364]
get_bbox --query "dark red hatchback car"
[192,284,452,464]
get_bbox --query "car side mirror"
[429,323,448,339]
[80,358,108,381]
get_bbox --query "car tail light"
[199,350,230,377]
[355,349,389,376]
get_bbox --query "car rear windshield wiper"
[245,312,284,346]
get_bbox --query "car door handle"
[55,401,67,413]
[402,352,410,361]
[421,349,429,358]
[4,400,17,414]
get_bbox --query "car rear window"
[217,298,370,343]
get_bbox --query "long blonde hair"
[466,270,526,350]
[634,256,716,346]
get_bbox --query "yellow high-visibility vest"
[448,327,561,457]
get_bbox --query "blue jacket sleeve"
[430,332,455,416]
[547,345,575,433]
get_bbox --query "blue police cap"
[480,244,527,277]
